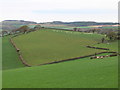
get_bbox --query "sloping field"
[2,36,25,70]
[2,32,118,88]
[94,40,119,52]
[102,26,118,29]
[3,56,118,88]
[28,24,74,30]
[13,29,104,66]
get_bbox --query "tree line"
[1,25,120,42]
[0,25,42,37]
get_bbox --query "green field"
[3,56,118,88]
[44,26,74,30]
[41,26,95,30]
[2,36,25,70]
[29,24,118,30]
[2,29,118,88]
[102,26,118,29]
[13,29,104,66]
[93,40,118,52]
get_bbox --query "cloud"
[0,0,119,22]
[33,9,117,14]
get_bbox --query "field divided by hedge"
[13,29,105,66]
[2,30,118,88]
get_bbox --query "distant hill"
[45,21,118,27]
[0,20,37,31]
[0,20,118,31]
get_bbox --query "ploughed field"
[13,29,104,66]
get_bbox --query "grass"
[0,37,2,67]
[42,26,95,30]
[13,29,104,66]
[0,37,1,90]
[93,40,118,52]
[3,56,118,88]
[76,26,94,28]
[2,36,25,70]
[102,26,118,29]
[44,26,74,30]
[2,30,118,88]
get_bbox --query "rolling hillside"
[2,29,118,88]
[2,36,25,70]
[13,29,104,66]
[3,56,118,88]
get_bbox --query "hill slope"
[0,20,37,31]
[13,29,104,66]
[2,36,25,70]
[3,56,118,88]
[2,30,118,88]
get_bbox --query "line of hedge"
[86,45,110,50]
[38,51,116,66]
[10,37,31,67]
[9,34,117,67]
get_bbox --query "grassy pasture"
[41,26,95,30]
[45,26,95,29]
[102,26,118,29]
[43,26,74,30]
[3,56,118,88]
[13,29,104,66]
[93,40,119,52]
[0,37,1,70]
[2,36,25,70]
[2,30,118,88]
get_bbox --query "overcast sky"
[0,0,119,23]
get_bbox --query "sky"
[0,0,119,23]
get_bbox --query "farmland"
[2,28,118,88]
[94,40,118,52]
[2,36,25,70]
[29,23,118,30]
[13,29,104,66]
[3,56,118,88]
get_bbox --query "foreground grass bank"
[3,56,118,88]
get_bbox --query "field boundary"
[9,32,118,67]
[37,51,117,66]
[44,27,73,31]
[10,36,31,67]
[86,45,110,50]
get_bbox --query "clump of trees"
[90,28,96,33]
[106,31,118,41]
[11,24,42,35]
[117,33,120,40]
[0,30,10,37]
[34,25,41,30]
[11,25,29,34]
[101,38,105,43]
